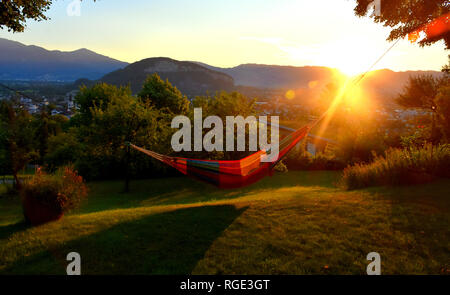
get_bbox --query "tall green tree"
[44,129,81,171]
[35,112,69,167]
[138,74,190,115]
[74,83,171,190]
[0,101,37,188]
[397,75,441,111]
[354,0,450,48]
[396,74,449,143]
[192,91,256,160]
[73,83,132,126]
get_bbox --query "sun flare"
[315,74,375,140]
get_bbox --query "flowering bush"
[21,166,88,215]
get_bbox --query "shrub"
[21,166,88,216]
[285,149,345,171]
[339,144,450,190]
[274,161,288,173]
[336,130,386,164]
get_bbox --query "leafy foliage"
[70,83,173,180]
[396,75,441,110]
[339,144,450,190]
[21,166,88,213]
[191,91,256,160]
[396,74,449,143]
[73,83,132,126]
[354,0,450,48]
[285,150,345,171]
[436,83,450,142]
[0,100,38,187]
[0,0,52,32]
[138,74,190,115]
[193,91,256,120]
[44,130,81,171]
[0,1,96,32]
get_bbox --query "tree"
[44,129,81,171]
[138,74,190,115]
[0,116,10,176]
[396,74,448,143]
[0,100,38,189]
[436,83,450,142]
[36,111,49,164]
[195,91,256,120]
[0,0,94,32]
[0,0,52,32]
[397,75,441,110]
[74,84,171,190]
[192,91,256,160]
[73,83,132,126]
[354,0,450,48]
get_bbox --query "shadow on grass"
[2,204,247,275]
[0,221,27,241]
[80,171,339,214]
[359,179,450,274]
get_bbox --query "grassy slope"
[0,171,449,275]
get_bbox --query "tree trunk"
[124,145,130,193]
[431,110,440,144]
[13,170,21,190]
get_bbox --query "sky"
[0,0,448,74]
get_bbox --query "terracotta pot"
[22,195,64,226]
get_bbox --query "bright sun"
[334,58,367,77]
[326,41,381,77]
[337,65,365,77]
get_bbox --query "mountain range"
[195,62,338,89]
[0,38,444,100]
[0,38,128,81]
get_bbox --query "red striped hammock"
[130,124,310,189]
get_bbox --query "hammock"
[129,122,311,189]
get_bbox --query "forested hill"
[100,57,235,96]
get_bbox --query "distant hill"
[195,62,339,89]
[100,57,234,96]
[195,62,443,92]
[0,38,128,81]
[193,62,444,108]
[359,69,444,96]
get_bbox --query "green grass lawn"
[0,171,449,274]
